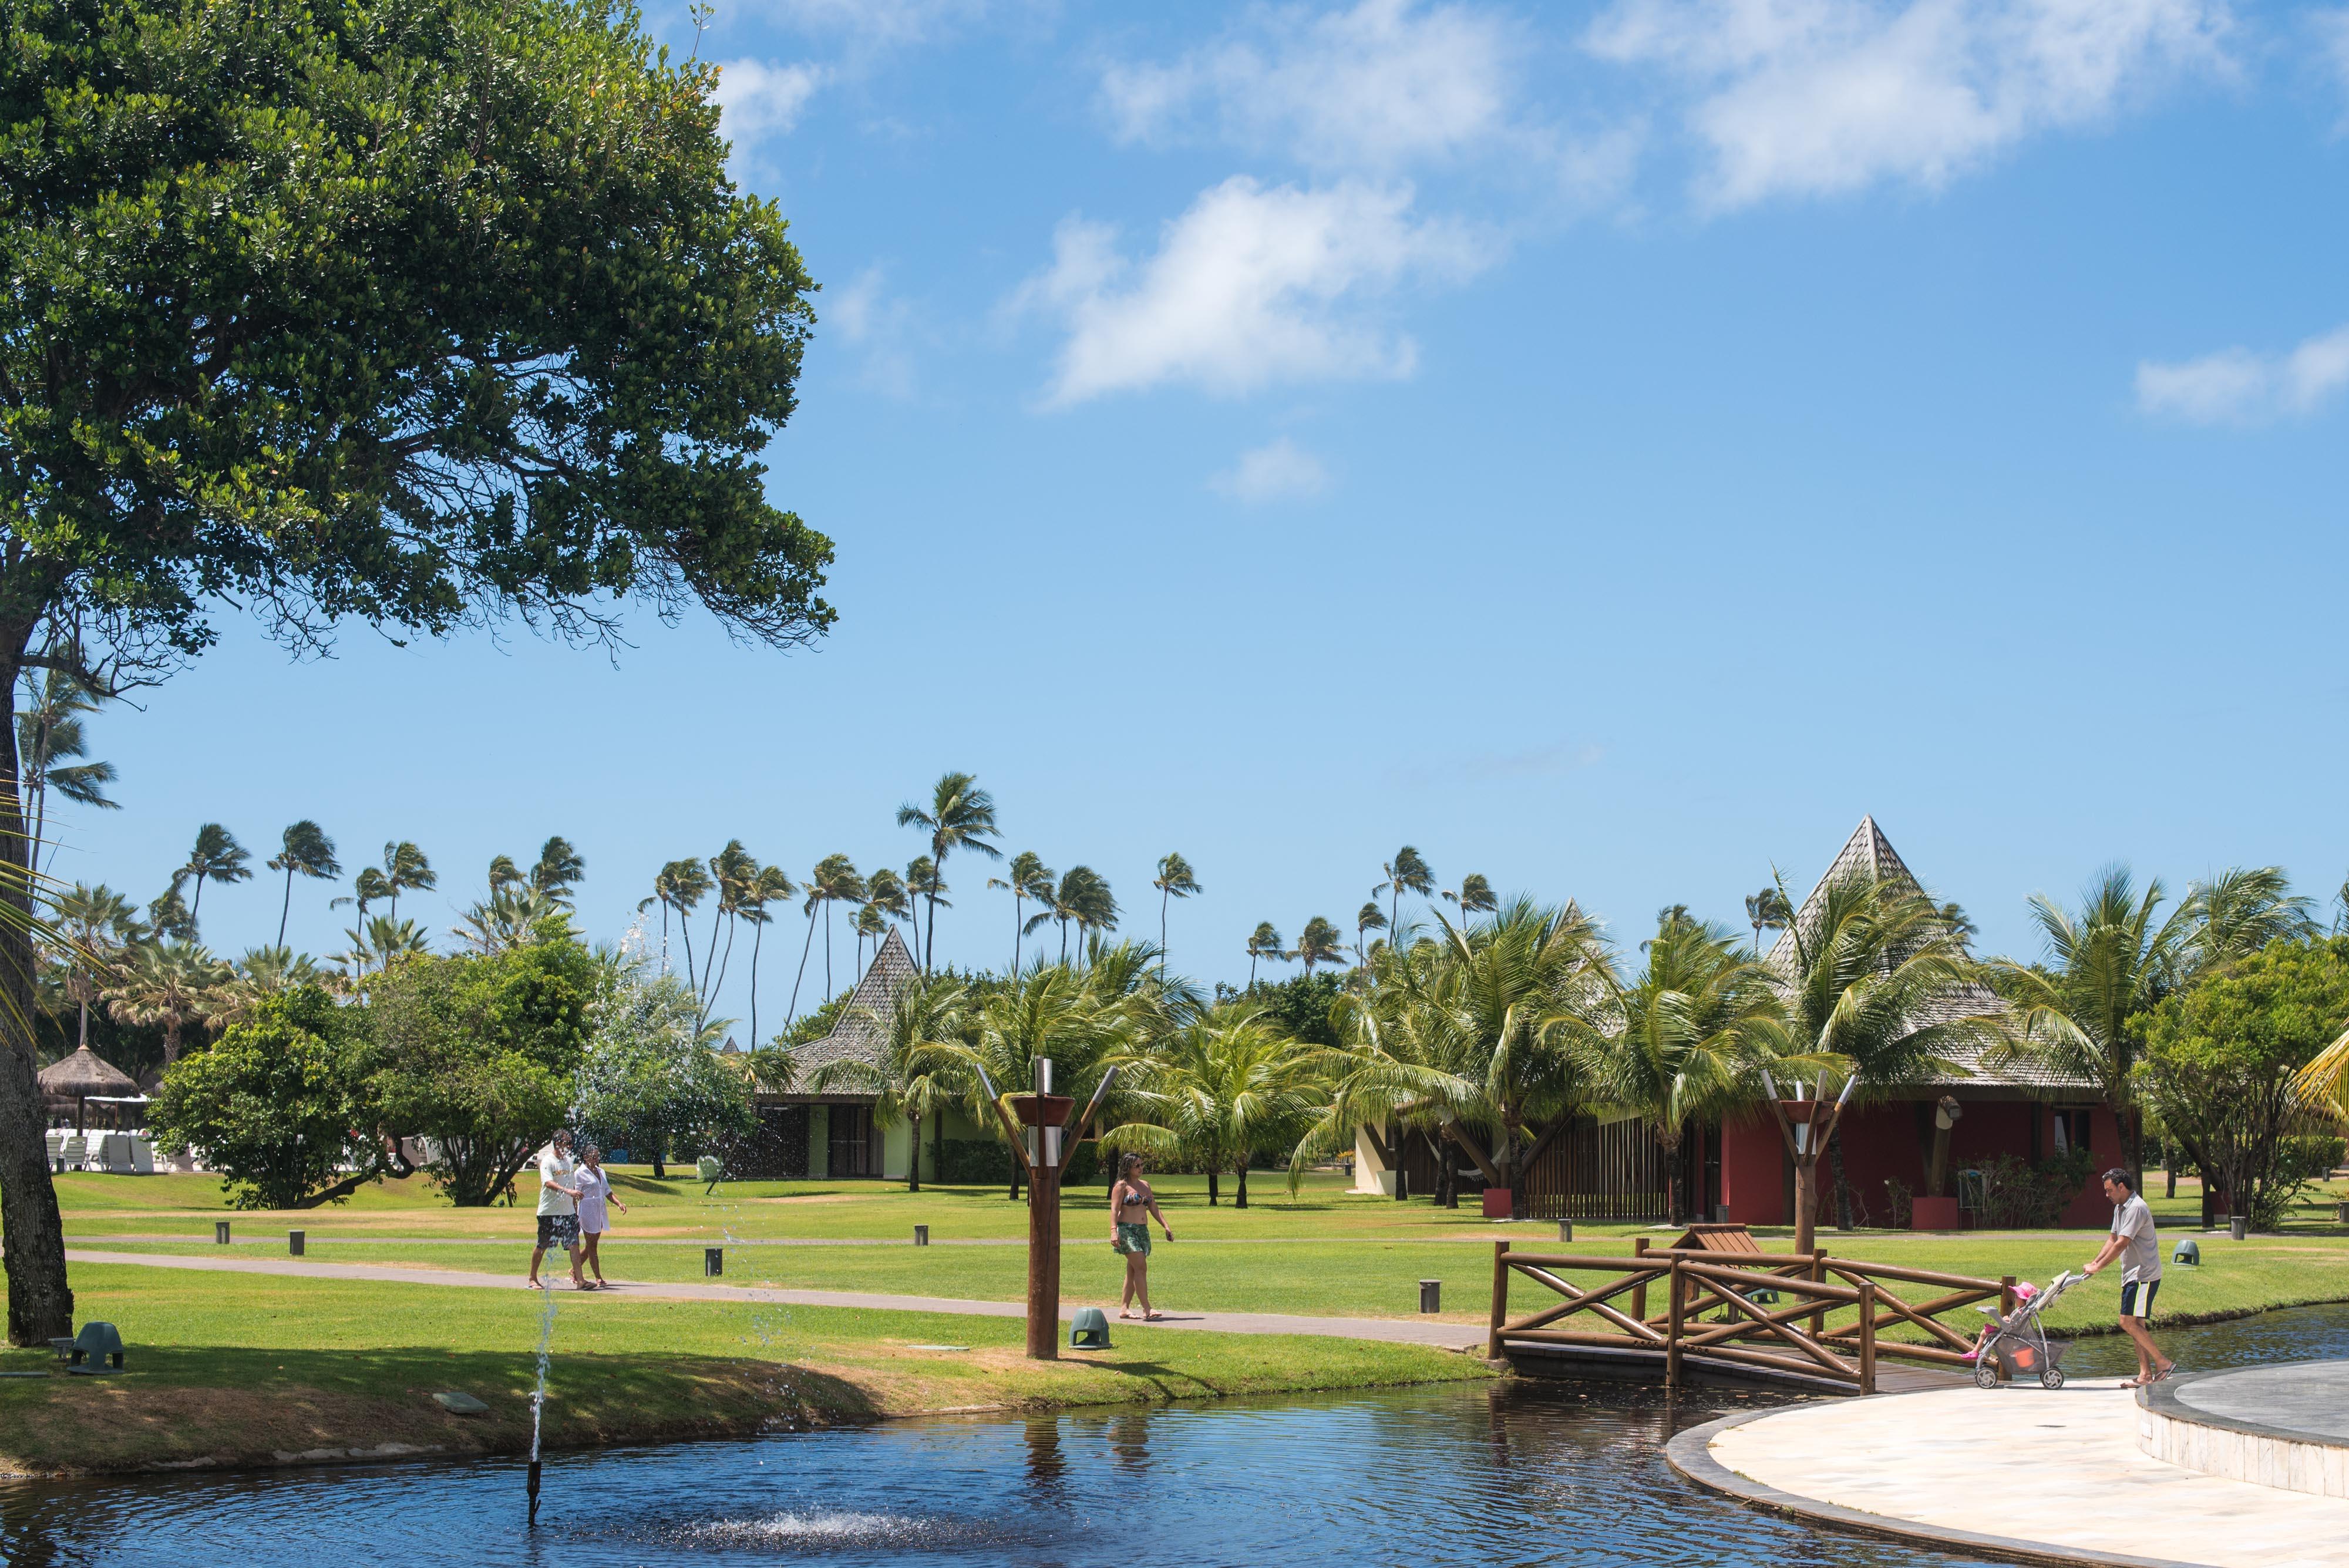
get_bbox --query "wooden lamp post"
[978,1058,1120,1360]
[1762,1068,1854,1256]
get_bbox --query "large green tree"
[147,986,372,1210]
[2138,937,2349,1230]
[359,928,600,1206]
[573,960,750,1180]
[0,0,830,1337]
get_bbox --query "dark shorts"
[536,1214,578,1251]
[2119,1278,2158,1318]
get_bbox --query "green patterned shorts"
[1115,1222,1152,1257]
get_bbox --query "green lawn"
[0,1263,1492,1474]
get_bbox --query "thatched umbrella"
[38,1045,137,1133]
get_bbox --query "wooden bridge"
[1485,1230,2014,1395]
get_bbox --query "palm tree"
[865,866,910,964]
[376,841,435,927]
[1065,866,1118,964]
[1994,863,2312,1194]
[1442,873,1496,923]
[1153,853,1202,975]
[530,836,585,906]
[179,823,253,921]
[1774,870,1998,1250]
[896,772,1002,974]
[487,854,524,893]
[940,965,1133,1199]
[1290,915,1346,978]
[17,668,119,874]
[103,941,233,1064]
[810,853,866,996]
[1111,1007,1320,1207]
[853,902,889,973]
[455,884,560,954]
[339,913,430,975]
[989,851,1052,974]
[1596,914,1785,1221]
[266,821,341,948]
[1354,901,1387,966]
[1246,921,1284,987]
[645,858,712,982]
[1744,886,1792,954]
[1375,846,1434,938]
[903,857,946,970]
[146,880,196,943]
[811,973,971,1192]
[1936,901,1978,950]
[48,884,137,1052]
[700,840,758,1022]
[742,863,795,1048]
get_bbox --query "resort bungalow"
[721,928,995,1182]
[1354,817,2121,1229]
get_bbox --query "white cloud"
[829,265,917,398]
[1101,0,1519,169]
[1010,177,1496,405]
[712,59,830,143]
[2136,324,2349,424]
[1586,0,2229,208]
[1211,438,1332,502]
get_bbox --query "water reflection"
[3,1303,2343,1567]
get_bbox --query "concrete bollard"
[288,1230,305,1257]
[215,1220,231,1245]
[1419,1278,1441,1314]
[704,1246,724,1277]
[1557,1219,1573,1243]
[2230,1216,2248,1241]
[914,1224,930,1247]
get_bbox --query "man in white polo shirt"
[527,1129,585,1290]
[2083,1167,2174,1387]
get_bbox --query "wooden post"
[1809,1249,1827,1339]
[1857,1278,1877,1394]
[1631,1236,1651,1323]
[1664,1256,1685,1388]
[1488,1241,1510,1359]
[1025,1158,1062,1360]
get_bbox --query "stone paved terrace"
[1671,1380,2349,1568]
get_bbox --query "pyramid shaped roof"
[1764,817,2083,1091]
[791,926,918,1080]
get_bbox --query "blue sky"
[51,0,2349,1034]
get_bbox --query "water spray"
[527,1276,558,1526]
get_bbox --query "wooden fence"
[1485,1240,2014,1394]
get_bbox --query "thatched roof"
[792,927,917,1081]
[38,1045,137,1096]
[1764,816,2085,1093]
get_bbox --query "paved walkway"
[1675,1383,2349,1568]
[65,1249,1487,1350]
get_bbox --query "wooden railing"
[1485,1239,2014,1395]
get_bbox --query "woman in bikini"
[1110,1153,1173,1320]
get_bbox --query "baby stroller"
[1968,1268,2082,1390]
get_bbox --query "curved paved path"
[1672,1383,2349,1568]
[65,1248,1486,1350]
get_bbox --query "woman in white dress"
[575,1144,628,1289]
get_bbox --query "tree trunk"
[2165,1161,2176,1199]
[0,641,74,1342]
[1235,1159,1248,1209]
[907,1111,921,1193]
[1207,1168,1219,1206]
[278,867,294,947]
[1009,1159,1021,1202]
[933,1114,943,1187]
[653,1156,667,1180]
[786,908,819,1025]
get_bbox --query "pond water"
[4,1302,2344,1568]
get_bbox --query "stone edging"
[1665,1408,2210,1568]
[2135,1365,2349,1497]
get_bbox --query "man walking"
[2083,1167,2174,1387]
[527,1129,585,1290]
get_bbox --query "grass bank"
[0,1266,1494,1477]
